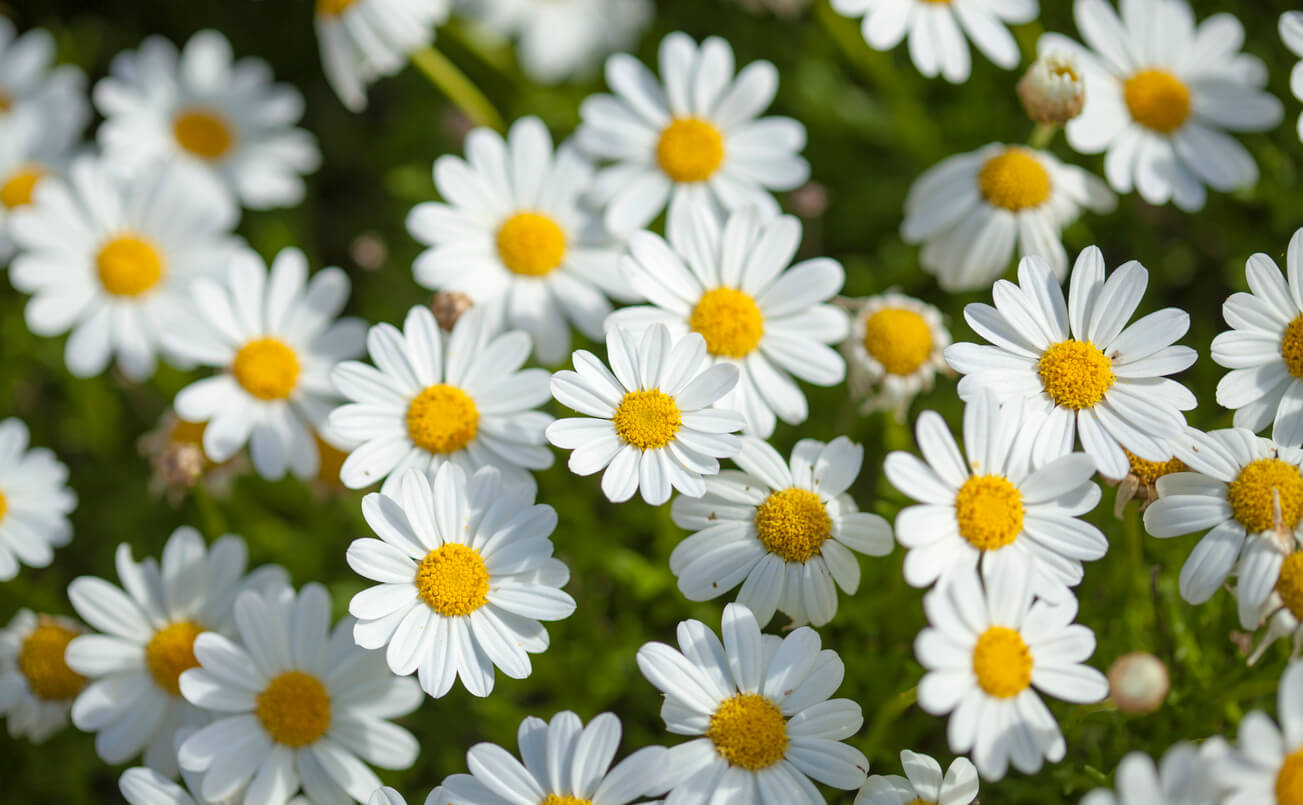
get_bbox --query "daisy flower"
[1082,743,1218,805]
[316,0,451,112]
[546,324,745,505]
[0,21,90,149]
[829,0,1038,84]
[406,116,627,365]
[177,582,422,804]
[1017,51,1087,126]
[915,554,1108,781]
[944,247,1197,481]
[9,156,241,381]
[1283,13,1303,141]
[883,390,1105,601]
[0,112,80,262]
[348,464,575,698]
[607,204,849,438]
[468,0,652,85]
[1246,586,1303,667]
[94,30,321,210]
[901,143,1115,291]
[844,291,951,419]
[855,750,978,805]
[669,436,893,627]
[170,247,367,481]
[437,710,668,804]
[120,729,312,805]
[1040,0,1282,211]
[1213,660,1303,804]
[65,526,288,776]
[0,417,76,581]
[0,610,85,743]
[576,32,810,234]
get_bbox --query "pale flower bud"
[1018,51,1086,126]
[431,291,473,330]
[1107,651,1170,715]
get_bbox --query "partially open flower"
[1108,651,1170,715]
[1018,51,1085,126]
[138,411,245,504]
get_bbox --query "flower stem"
[410,45,505,133]
[1029,122,1058,149]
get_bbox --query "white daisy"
[0,417,76,581]
[178,582,423,803]
[1040,0,1283,211]
[468,0,652,85]
[406,115,628,365]
[546,324,745,505]
[607,203,849,438]
[944,247,1197,481]
[0,610,85,743]
[0,109,79,262]
[1082,743,1219,805]
[0,20,90,151]
[855,750,978,805]
[120,728,312,805]
[576,32,810,235]
[843,291,951,419]
[169,247,367,481]
[1212,659,1303,804]
[316,0,452,111]
[64,526,288,776]
[829,0,1039,84]
[883,390,1105,601]
[637,602,868,801]
[915,553,1108,781]
[94,29,321,210]
[1283,13,1303,142]
[8,156,241,381]
[902,143,1115,290]
[1245,566,1303,667]
[669,436,893,627]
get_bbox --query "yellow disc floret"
[954,475,1024,551]
[1277,552,1303,621]
[496,212,567,277]
[657,118,725,183]
[256,670,331,747]
[541,797,592,805]
[0,489,6,522]
[0,165,45,208]
[1124,69,1191,134]
[173,108,235,160]
[1125,450,1187,486]
[977,149,1051,211]
[754,488,832,562]
[613,389,682,450]
[706,692,788,771]
[416,543,491,617]
[316,0,359,16]
[1037,340,1115,410]
[1228,458,1303,534]
[1278,746,1303,805]
[690,287,764,358]
[972,626,1033,699]
[232,338,301,400]
[406,384,479,454]
[1282,315,1303,379]
[145,620,204,696]
[863,308,934,375]
[97,235,165,297]
[18,621,85,701]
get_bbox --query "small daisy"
[915,554,1108,781]
[316,0,452,111]
[607,203,849,438]
[1108,447,1186,517]
[0,20,90,149]
[1283,13,1303,142]
[669,436,893,627]
[637,602,869,801]
[170,247,367,481]
[547,324,745,505]
[406,116,627,365]
[1082,743,1218,805]
[577,32,810,234]
[468,0,652,85]
[9,156,241,380]
[1040,0,1282,211]
[829,0,1038,84]
[902,143,1115,291]
[120,729,312,805]
[1213,659,1303,804]
[0,417,76,581]
[0,113,78,262]
[855,750,978,805]
[0,610,85,743]
[843,291,951,419]
[178,582,423,803]
[945,247,1198,480]
[95,30,321,210]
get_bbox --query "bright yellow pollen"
[1277,553,1303,621]
[1228,458,1303,534]
[1125,450,1187,486]
[754,488,832,562]
[406,384,479,454]
[173,108,235,160]
[1037,340,1114,410]
[232,338,300,400]
[1279,747,1303,805]
[955,475,1024,551]
[256,670,331,747]
[96,235,164,297]
[145,621,204,696]
[496,212,567,277]
[863,308,933,375]
[416,543,491,617]
[977,149,1051,211]
[0,490,6,522]
[18,622,85,701]
[613,389,682,450]
[706,693,788,771]
[1124,69,1191,134]
[972,625,1033,699]
[317,0,359,15]
[657,118,725,183]
[690,287,764,358]
[541,797,593,805]
[0,165,45,208]
[1282,316,1303,379]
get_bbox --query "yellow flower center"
[907,800,935,805]
[706,692,788,771]
[1282,316,1303,379]
[1228,458,1303,534]
[1277,552,1303,621]
[613,389,682,450]
[316,0,360,15]
[0,490,6,522]
[96,235,165,297]
[541,797,592,805]
[754,488,832,562]
[657,118,725,183]
[1124,69,1191,135]
[1037,340,1114,410]
[169,418,208,447]
[0,165,45,208]
[954,475,1024,551]
[232,338,300,400]
[145,620,204,696]
[406,384,479,454]
[18,621,85,701]
[496,212,567,277]
[416,543,491,617]
[173,107,235,160]
[1278,747,1303,805]
[972,625,1033,699]
[256,670,331,747]
[977,149,1051,211]
[690,287,765,358]
[863,307,934,375]
[1125,450,1186,486]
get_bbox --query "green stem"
[193,483,226,537]
[410,45,505,133]
[1029,122,1058,149]
[863,685,917,757]
[1124,506,1154,639]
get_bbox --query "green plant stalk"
[410,45,505,133]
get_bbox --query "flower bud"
[431,291,473,330]
[1108,651,1170,715]
[1018,51,1086,126]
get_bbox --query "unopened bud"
[431,291,473,330]
[1018,52,1085,126]
[155,443,205,492]
[1108,651,1170,715]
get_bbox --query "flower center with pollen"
[754,488,832,562]
[1228,458,1303,534]
[496,212,566,277]
[690,287,764,358]
[977,149,1051,211]
[1125,450,1186,486]
[657,118,725,183]
[954,475,1024,551]
[173,107,235,160]
[1277,552,1303,621]
[256,670,331,747]
[97,235,165,297]
[613,389,682,450]
[1282,316,1303,379]
[863,308,933,375]
[706,693,788,771]
[416,543,490,617]
[0,490,6,521]
[541,798,592,805]
[972,626,1033,699]
[0,165,45,208]
[145,621,204,696]
[18,621,85,701]
[1278,747,1303,805]
[316,0,359,16]
[406,384,479,454]
[1038,340,1114,410]
[232,338,300,400]
[906,800,935,805]
[1124,69,1191,134]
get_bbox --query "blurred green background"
[2,0,1302,801]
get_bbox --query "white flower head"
[1018,51,1087,126]
[844,291,950,420]
[0,20,90,152]
[0,609,85,743]
[1082,743,1219,805]
[1213,660,1303,803]
[468,0,652,85]
[1282,12,1303,142]
[316,0,452,111]
[0,108,79,262]
[0,417,76,581]
[855,750,978,805]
